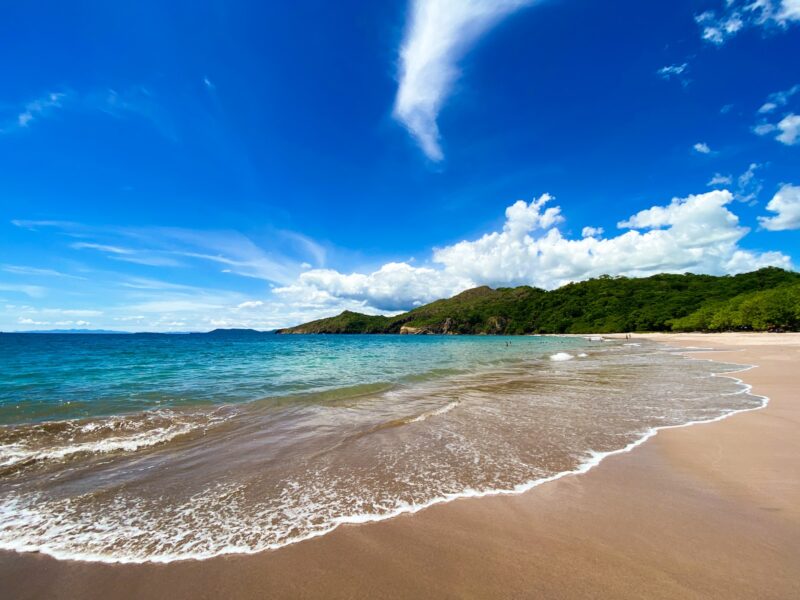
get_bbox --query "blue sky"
[1,0,799,331]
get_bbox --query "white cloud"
[275,190,792,316]
[236,300,264,309]
[758,184,800,230]
[696,1,800,44]
[693,142,712,154]
[756,114,800,145]
[736,162,763,204]
[657,63,689,84]
[753,122,777,136]
[276,262,471,312]
[752,84,800,144]
[581,226,604,238]
[757,84,800,113]
[393,0,533,161]
[707,173,733,186]
[775,113,800,144]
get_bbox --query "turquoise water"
[0,332,585,425]
[0,333,763,563]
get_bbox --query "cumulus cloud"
[393,0,533,161]
[275,191,792,316]
[755,113,800,145]
[276,262,471,312]
[696,1,800,45]
[758,184,800,230]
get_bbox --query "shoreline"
[2,333,799,598]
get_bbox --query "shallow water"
[0,333,761,562]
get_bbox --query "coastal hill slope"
[277,268,800,335]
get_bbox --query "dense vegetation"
[277,268,800,335]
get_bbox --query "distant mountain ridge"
[4,328,276,335]
[5,329,131,334]
[277,268,800,335]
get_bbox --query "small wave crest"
[407,400,460,423]
[550,352,574,362]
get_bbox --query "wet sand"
[2,333,799,599]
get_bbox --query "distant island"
[277,268,800,335]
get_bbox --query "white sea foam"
[578,353,588,358]
[550,352,574,361]
[0,410,231,469]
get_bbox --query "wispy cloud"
[71,242,133,255]
[88,86,179,142]
[707,163,763,205]
[14,92,67,129]
[2,86,176,140]
[71,241,183,267]
[0,284,46,298]
[14,220,325,285]
[1,265,86,280]
[758,83,800,113]
[657,63,690,86]
[393,0,534,161]
[752,85,800,146]
[707,173,733,186]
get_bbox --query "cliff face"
[275,268,800,335]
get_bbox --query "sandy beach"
[2,333,799,599]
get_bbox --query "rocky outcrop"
[399,325,429,335]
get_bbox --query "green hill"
[276,267,800,335]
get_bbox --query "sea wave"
[0,347,767,564]
[0,408,233,471]
[407,400,460,423]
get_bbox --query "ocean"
[0,332,763,563]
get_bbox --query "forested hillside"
[277,268,800,334]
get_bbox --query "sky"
[1,0,799,332]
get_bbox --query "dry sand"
[2,333,799,599]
